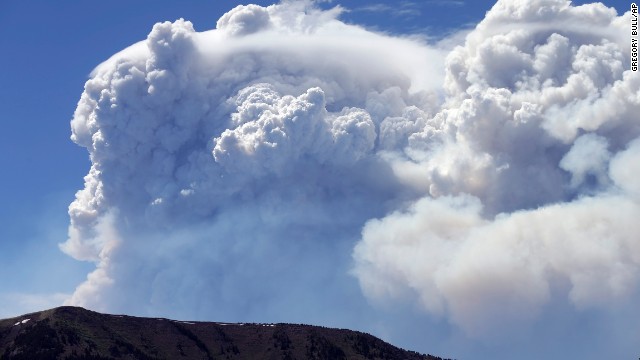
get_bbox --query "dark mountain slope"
[0,307,447,360]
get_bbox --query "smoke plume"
[62,0,639,358]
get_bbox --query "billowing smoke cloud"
[61,0,639,358]
[353,0,640,343]
[62,0,442,321]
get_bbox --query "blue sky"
[0,1,635,359]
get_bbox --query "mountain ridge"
[0,306,449,360]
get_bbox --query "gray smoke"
[355,0,639,338]
[61,0,639,358]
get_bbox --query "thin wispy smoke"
[61,0,639,358]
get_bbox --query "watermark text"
[632,3,638,71]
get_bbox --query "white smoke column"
[61,1,445,322]
[353,0,640,343]
[62,0,640,357]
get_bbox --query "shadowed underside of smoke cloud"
[61,0,640,358]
